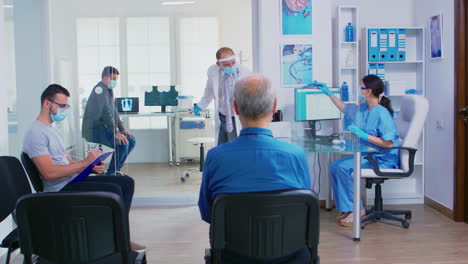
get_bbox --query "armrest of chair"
[364,147,417,177]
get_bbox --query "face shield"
[218,55,237,75]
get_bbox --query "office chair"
[205,189,320,264]
[21,152,44,192]
[16,192,147,264]
[361,95,429,229]
[0,156,33,264]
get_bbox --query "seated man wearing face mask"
[193,47,251,145]
[23,84,145,250]
[82,66,136,174]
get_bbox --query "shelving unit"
[362,27,426,205]
[336,6,359,103]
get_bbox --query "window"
[179,17,219,102]
[76,17,120,116]
[76,16,219,130]
[126,17,171,129]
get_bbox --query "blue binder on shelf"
[368,63,377,75]
[379,28,389,61]
[397,28,407,61]
[377,63,385,80]
[368,29,380,61]
[388,28,398,61]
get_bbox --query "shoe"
[335,212,351,222]
[130,241,147,251]
[339,210,366,227]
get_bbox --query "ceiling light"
[161,1,195,5]
[3,5,13,8]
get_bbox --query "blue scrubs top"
[344,103,400,167]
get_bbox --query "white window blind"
[127,17,171,129]
[179,17,219,103]
[76,17,120,116]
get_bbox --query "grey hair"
[234,74,276,120]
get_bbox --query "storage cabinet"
[363,27,426,204]
[172,111,215,164]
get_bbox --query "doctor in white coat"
[193,47,250,145]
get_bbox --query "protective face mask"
[223,65,238,75]
[51,108,68,122]
[359,95,366,102]
[108,80,117,89]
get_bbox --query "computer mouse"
[332,139,345,145]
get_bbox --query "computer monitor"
[295,87,341,139]
[115,97,139,114]
[144,85,178,112]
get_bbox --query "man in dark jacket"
[82,66,136,174]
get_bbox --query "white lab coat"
[197,64,250,145]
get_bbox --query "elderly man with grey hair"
[198,74,311,263]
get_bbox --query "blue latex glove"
[314,81,332,96]
[193,105,202,116]
[347,125,369,140]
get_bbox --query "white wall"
[48,0,252,163]
[332,0,417,28]
[414,0,455,209]
[14,0,51,155]
[255,0,337,198]
[257,0,418,123]
[0,1,13,257]
[256,0,420,199]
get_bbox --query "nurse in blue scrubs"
[315,75,399,226]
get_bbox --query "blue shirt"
[198,127,311,223]
[345,103,400,167]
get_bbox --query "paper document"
[68,151,113,185]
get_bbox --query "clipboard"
[68,151,113,184]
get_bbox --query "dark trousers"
[108,132,136,173]
[84,128,136,173]
[218,113,238,146]
[62,175,134,214]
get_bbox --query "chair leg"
[384,209,411,216]
[5,248,12,264]
[381,212,406,223]
[200,143,205,172]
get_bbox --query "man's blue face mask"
[223,65,238,75]
[51,108,68,122]
[108,80,117,89]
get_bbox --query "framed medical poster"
[281,0,312,35]
[281,44,313,87]
[430,13,443,59]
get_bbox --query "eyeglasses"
[361,87,370,90]
[48,100,70,109]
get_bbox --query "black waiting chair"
[21,152,44,192]
[16,192,146,264]
[205,189,320,264]
[0,156,33,264]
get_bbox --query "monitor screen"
[295,88,341,121]
[144,85,178,112]
[115,97,139,113]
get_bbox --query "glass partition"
[6,0,252,205]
